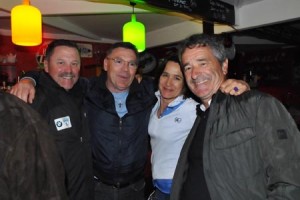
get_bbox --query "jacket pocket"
[214,122,255,149]
[211,123,261,180]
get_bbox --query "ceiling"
[1,0,300,48]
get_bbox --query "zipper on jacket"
[119,118,122,130]
[80,136,83,143]
[117,118,123,173]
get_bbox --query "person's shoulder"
[140,75,154,84]
[182,98,199,115]
[138,76,156,94]
[82,74,107,94]
[242,89,275,101]
[78,77,89,91]
[186,97,199,105]
[1,92,25,107]
[225,89,281,109]
[0,92,45,127]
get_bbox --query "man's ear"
[44,60,49,72]
[222,59,228,75]
[103,58,108,71]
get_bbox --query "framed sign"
[77,43,93,58]
[146,0,235,25]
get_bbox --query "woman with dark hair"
[147,54,199,200]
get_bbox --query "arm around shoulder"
[10,77,36,104]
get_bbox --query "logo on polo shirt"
[174,117,182,123]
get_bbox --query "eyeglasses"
[107,57,138,68]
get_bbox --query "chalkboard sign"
[145,0,235,25]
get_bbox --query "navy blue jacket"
[85,73,156,185]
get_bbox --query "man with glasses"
[85,42,155,200]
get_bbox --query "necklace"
[112,91,128,109]
[117,100,122,108]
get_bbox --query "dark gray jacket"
[171,90,300,200]
[0,92,68,200]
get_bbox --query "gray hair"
[178,34,227,66]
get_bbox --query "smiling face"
[182,45,228,106]
[103,47,138,93]
[44,46,80,90]
[159,61,184,104]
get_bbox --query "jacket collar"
[93,72,147,98]
[86,72,155,113]
[196,90,226,116]
[38,71,83,98]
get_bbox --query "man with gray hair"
[170,34,300,200]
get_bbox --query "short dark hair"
[106,42,139,64]
[178,34,226,67]
[45,39,80,61]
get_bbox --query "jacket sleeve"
[21,70,41,86]
[256,94,300,199]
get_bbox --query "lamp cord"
[23,0,30,5]
[130,1,136,14]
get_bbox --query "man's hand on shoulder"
[220,79,250,96]
[10,78,36,103]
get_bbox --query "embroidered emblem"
[174,117,182,123]
[277,129,288,139]
[54,116,72,131]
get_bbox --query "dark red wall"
[0,35,111,78]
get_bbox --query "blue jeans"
[94,178,145,200]
[148,189,170,200]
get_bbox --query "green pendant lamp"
[123,2,145,52]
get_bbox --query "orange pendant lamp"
[11,0,42,46]
[123,2,145,52]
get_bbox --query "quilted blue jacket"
[85,72,156,185]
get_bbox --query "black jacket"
[171,90,300,200]
[85,73,156,185]
[31,72,94,200]
[0,92,68,200]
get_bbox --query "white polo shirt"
[148,91,198,193]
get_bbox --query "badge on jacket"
[54,116,72,131]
